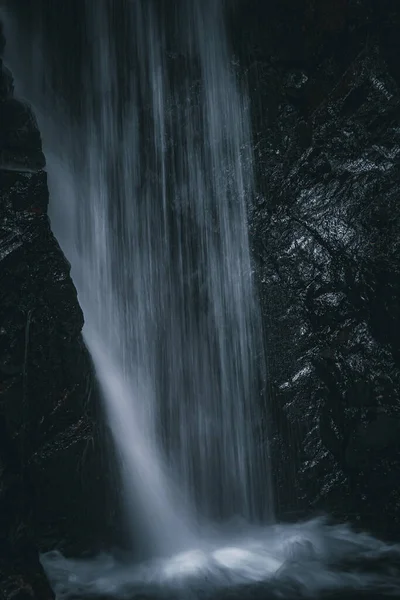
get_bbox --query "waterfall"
[3,0,271,558]
[4,6,400,600]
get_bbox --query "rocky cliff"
[237,0,400,535]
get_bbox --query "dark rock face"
[240,2,400,536]
[0,21,117,600]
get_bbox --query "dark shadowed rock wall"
[232,0,400,536]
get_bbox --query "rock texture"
[0,21,117,600]
[238,0,400,536]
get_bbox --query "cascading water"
[3,0,271,555]
[3,3,400,599]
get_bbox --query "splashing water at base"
[42,519,400,599]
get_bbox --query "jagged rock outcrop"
[0,21,117,599]
[242,2,400,535]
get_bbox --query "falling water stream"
[2,1,400,598]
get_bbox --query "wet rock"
[345,414,400,469]
[0,61,13,99]
[247,8,400,533]
[0,98,45,171]
[0,22,5,56]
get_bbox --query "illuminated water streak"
[2,0,271,557]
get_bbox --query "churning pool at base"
[42,518,400,599]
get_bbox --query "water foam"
[42,519,400,599]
